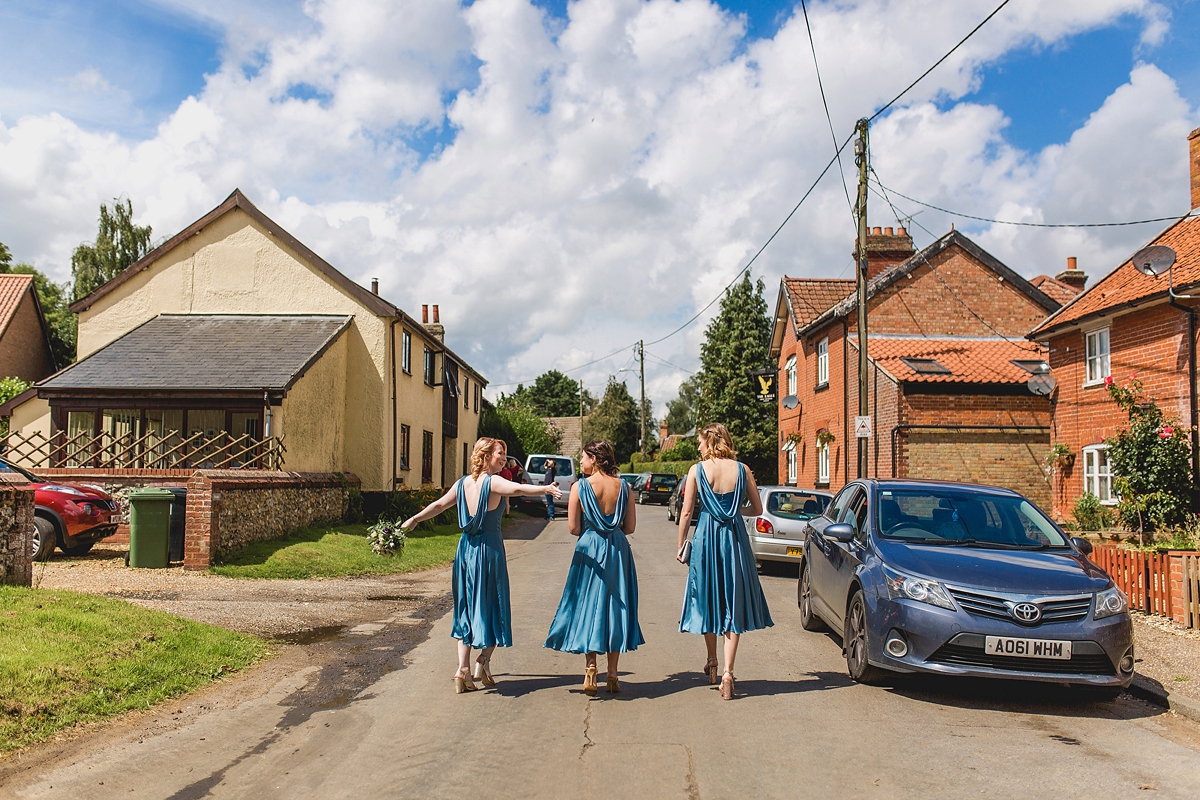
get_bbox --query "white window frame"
[1084,327,1110,386]
[817,337,829,386]
[1082,444,1115,505]
[817,442,830,484]
[785,355,797,396]
[787,446,797,484]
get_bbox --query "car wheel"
[798,563,826,631]
[637,492,647,504]
[32,516,57,562]
[845,589,885,684]
[668,506,675,522]
[60,542,96,557]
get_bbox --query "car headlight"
[882,565,956,611]
[43,484,88,498]
[1094,586,1128,620]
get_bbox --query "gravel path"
[33,543,451,639]
[1132,612,1200,702]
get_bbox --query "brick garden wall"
[184,471,358,570]
[0,473,34,586]
[33,468,193,544]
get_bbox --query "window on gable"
[817,338,829,386]
[1085,328,1111,385]
[785,355,797,396]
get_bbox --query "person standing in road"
[500,457,517,517]
[542,458,559,521]
[545,440,643,694]
[403,437,562,693]
[676,423,773,700]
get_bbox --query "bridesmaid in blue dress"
[545,440,643,695]
[677,423,773,700]
[403,437,562,693]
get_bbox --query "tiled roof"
[783,278,855,329]
[0,274,34,337]
[858,335,1046,384]
[1029,275,1080,306]
[1030,215,1200,337]
[41,314,352,392]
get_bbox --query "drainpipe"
[263,391,272,437]
[1168,296,1200,497]
[843,320,850,485]
[390,318,399,490]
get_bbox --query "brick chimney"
[660,419,669,442]
[424,303,445,343]
[857,226,916,280]
[370,278,379,295]
[1055,256,1087,292]
[1190,127,1200,210]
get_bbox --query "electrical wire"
[645,351,695,374]
[800,0,855,224]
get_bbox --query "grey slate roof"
[43,314,352,392]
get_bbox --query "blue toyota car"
[799,479,1134,698]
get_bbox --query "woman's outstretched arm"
[489,474,564,500]
[401,484,458,531]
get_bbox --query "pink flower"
[1103,376,1114,387]
[1160,425,1174,439]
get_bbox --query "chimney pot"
[1190,126,1200,211]
[1055,258,1088,293]
[1067,256,1077,271]
[422,304,429,324]
[884,227,893,236]
[432,305,440,324]
[897,227,907,236]
[871,227,882,235]
[370,278,379,295]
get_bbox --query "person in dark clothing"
[543,459,558,520]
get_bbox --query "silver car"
[747,486,833,565]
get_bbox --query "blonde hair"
[471,437,507,478]
[698,423,737,460]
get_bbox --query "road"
[11,510,1200,799]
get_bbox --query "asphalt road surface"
[12,510,1200,799]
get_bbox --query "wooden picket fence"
[1182,553,1200,629]
[1090,545,1200,628]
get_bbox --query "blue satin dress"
[451,475,513,648]
[545,479,644,654]
[679,463,774,635]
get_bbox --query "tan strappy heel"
[583,664,599,696]
[704,657,719,685]
[720,671,735,700]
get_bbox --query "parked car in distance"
[636,472,678,505]
[0,456,120,561]
[799,479,1133,697]
[667,476,698,525]
[747,487,832,565]
[619,473,640,488]
[522,454,577,508]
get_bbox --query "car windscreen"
[0,458,38,483]
[531,458,572,475]
[620,474,639,485]
[650,474,678,488]
[876,488,1069,548]
[767,491,829,520]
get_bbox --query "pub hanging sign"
[750,368,778,404]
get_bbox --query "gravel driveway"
[1132,612,1200,703]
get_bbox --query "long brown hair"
[470,437,507,478]
[582,440,619,476]
[698,423,737,460]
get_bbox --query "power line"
[800,0,855,224]
[871,179,1188,229]
[645,351,695,374]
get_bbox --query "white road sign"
[854,416,872,438]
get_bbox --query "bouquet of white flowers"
[367,520,408,557]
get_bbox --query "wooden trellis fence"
[3,429,286,471]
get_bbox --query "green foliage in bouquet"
[367,520,407,557]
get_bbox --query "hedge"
[618,460,697,477]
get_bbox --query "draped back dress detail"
[678,463,774,635]
[452,475,513,648]
[545,478,645,654]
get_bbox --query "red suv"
[0,456,120,560]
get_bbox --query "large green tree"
[695,272,775,480]
[0,240,77,366]
[582,377,640,463]
[71,198,153,301]
[493,394,564,458]
[508,370,596,417]
[664,375,700,434]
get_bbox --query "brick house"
[0,273,56,384]
[1027,127,1200,520]
[769,227,1077,508]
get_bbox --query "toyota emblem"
[1011,602,1042,623]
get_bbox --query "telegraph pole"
[638,340,646,454]
[854,118,870,479]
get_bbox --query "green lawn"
[0,587,265,753]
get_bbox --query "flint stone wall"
[0,474,34,586]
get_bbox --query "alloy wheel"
[845,591,884,683]
[799,564,825,631]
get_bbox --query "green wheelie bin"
[127,488,174,568]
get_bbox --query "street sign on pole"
[854,416,872,439]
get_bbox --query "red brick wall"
[33,468,193,543]
[0,289,55,384]
[1046,302,1196,519]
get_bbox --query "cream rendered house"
[3,190,485,493]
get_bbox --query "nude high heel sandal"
[606,675,620,694]
[474,659,497,688]
[583,665,599,696]
[720,672,735,701]
[704,658,719,685]
[455,669,478,694]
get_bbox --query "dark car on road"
[666,477,697,525]
[0,456,120,561]
[635,472,677,505]
[798,479,1133,697]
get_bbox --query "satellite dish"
[782,395,799,410]
[1132,245,1176,277]
[1027,373,1057,397]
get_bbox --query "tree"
[0,377,31,437]
[582,377,640,464]
[477,397,525,462]
[494,394,564,458]
[695,272,775,481]
[71,198,153,301]
[0,240,77,366]
[664,375,699,434]
[508,370,596,417]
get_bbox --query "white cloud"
[0,0,1195,414]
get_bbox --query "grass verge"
[0,587,265,753]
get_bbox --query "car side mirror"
[1071,536,1093,556]
[826,523,855,543]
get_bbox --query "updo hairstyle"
[698,423,737,460]
[582,440,619,476]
